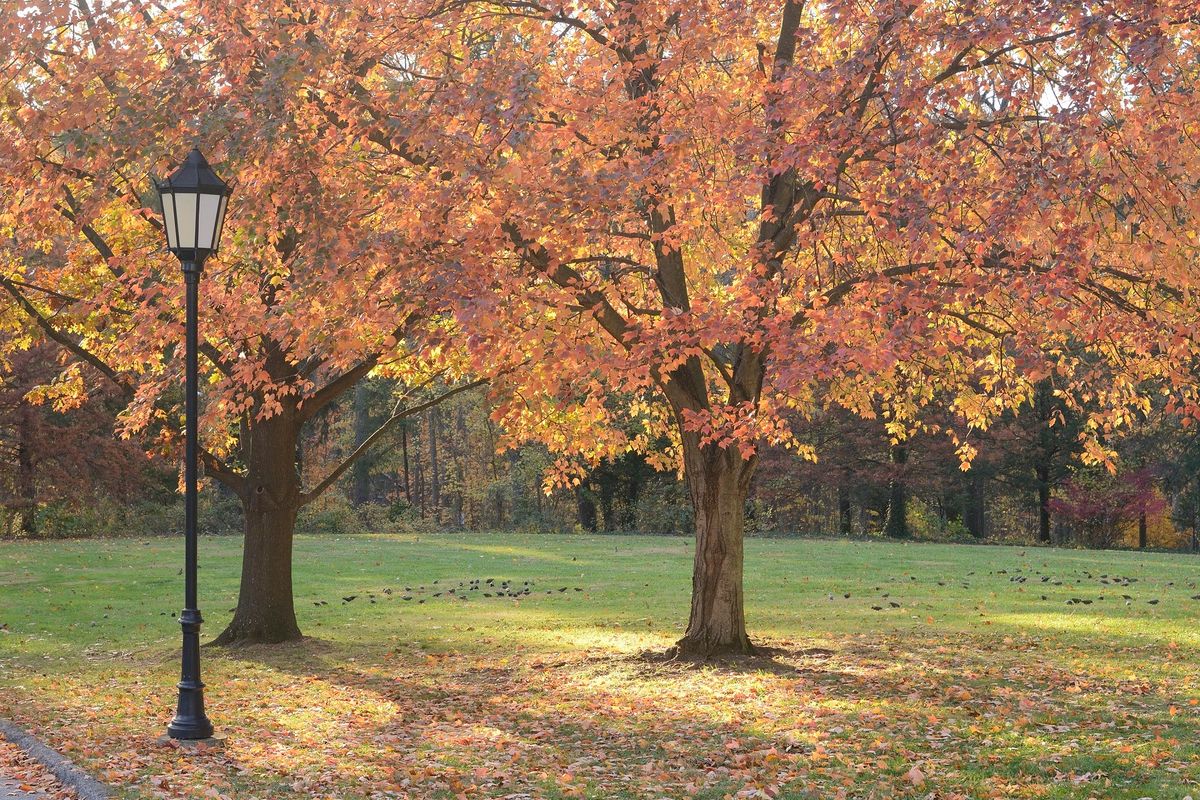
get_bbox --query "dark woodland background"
[4,347,1198,551]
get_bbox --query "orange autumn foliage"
[2,0,1199,650]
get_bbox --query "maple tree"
[432,1,1200,653]
[2,0,1199,658]
[0,1,485,643]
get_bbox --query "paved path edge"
[0,720,109,800]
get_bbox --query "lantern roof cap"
[160,148,230,194]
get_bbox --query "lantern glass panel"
[212,195,228,252]
[172,192,199,249]
[197,193,222,249]
[162,193,179,250]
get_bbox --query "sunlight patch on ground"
[990,610,1200,646]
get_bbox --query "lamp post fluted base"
[167,608,212,740]
[166,709,213,741]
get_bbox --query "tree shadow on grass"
[222,637,838,797]
[212,630,1200,799]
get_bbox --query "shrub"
[633,475,692,535]
[1050,467,1165,548]
[33,500,123,538]
[297,501,365,535]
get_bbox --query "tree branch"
[57,196,117,269]
[200,447,247,498]
[0,275,130,395]
[494,2,612,50]
[299,378,487,505]
[298,312,422,421]
[501,221,633,348]
[932,30,1076,84]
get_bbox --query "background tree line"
[4,360,1196,552]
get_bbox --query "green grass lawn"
[2,533,1199,799]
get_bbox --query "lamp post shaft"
[185,266,198,610]
[168,260,213,740]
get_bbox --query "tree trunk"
[401,423,412,505]
[212,413,303,645]
[484,418,504,526]
[16,406,36,535]
[621,455,647,530]
[942,489,962,525]
[598,463,617,532]
[883,444,909,538]
[576,485,597,532]
[964,471,985,538]
[429,407,440,523]
[837,479,852,536]
[1032,379,1058,544]
[1035,464,1051,543]
[673,438,755,657]
[350,383,373,505]
[454,406,467,527]
[1138,512,1148,549]
[414,418,426,517]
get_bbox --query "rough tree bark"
[1036,462,1052,543]
[883,444,909,538]
[211,409,303,645]
[15,406,37,535]
[674,432,756,656]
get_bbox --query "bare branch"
[502,221,633,348]
[932,30,1076,84]
[200,447,247,498]
[298,312,422,421]
[299,378,487,505]
[0,275,130,394]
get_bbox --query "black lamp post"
[154,148,231,741]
